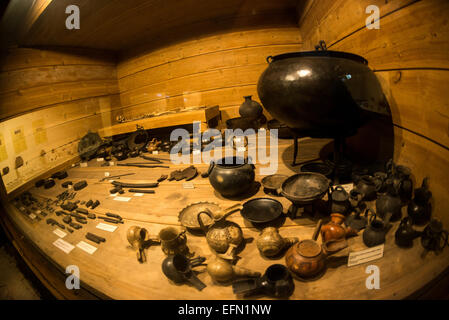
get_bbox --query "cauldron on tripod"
[257,41,389,183]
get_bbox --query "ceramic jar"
[239,95,263,120]
[207,156,255,197]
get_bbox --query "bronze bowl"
[281,173,330,206]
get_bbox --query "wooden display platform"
[98,106,220,137]
[1,138,449,299]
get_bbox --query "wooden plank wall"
[298,0,449,224]
[116,27,302,125]
[0,47,120,194]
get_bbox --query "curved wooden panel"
[298,0,416,49]
[330,0,449,70]
[119,44,300,93]
[116,27,301,121]
[0,47,118,193]
[377,70,449,148]
[0,65,117,94]
[120,64,263,107]
[0,80,119,120]
[118,28,301,78]
[298,0,449,228]
[0,47,115,72]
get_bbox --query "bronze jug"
[363,213,391,247]
[395,217,421,248]
[321,213,358,242]
[408,177,432,226]
[206,256,260,283]
[256,227,298,257]
[198,204,243,260]
[330,186,350,215]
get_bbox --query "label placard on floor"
[347,244,384,267]
[77,241,97,255]
[53,238,75,254]
[113,196,131,202]
[183,182,194,189]
[133,193,144,197]
[53,228,67,238]
[96,223,117,232]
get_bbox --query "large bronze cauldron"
[257,41,388,137]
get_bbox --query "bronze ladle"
[127,226,160,263]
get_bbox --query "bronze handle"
[197,210,213,233]
[312,219,323,241]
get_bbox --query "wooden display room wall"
[297,0,449,225]
[0,48,119,195]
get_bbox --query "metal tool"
[99,173,135,182]
[117,163,169,168]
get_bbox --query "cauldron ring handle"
[266,55,273,63]
[315,40,327,51]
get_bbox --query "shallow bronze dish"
[300,162,333,178]
[178,202,220,230]
[261,174,288,195]
[281,173,330,205]
[240,198,283,224]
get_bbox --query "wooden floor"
[2,137,449,300]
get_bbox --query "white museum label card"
[96,223,117,232]
[347,244,384,267]
[113,196,131,202]
[53,229,67,238]
[96,158,104,162]
[53,238,75,254]
[80,162,88,167]
[152,151,158,155]
[77,241,97,255]
[133,193,144,197]
[183,182,194,189]
[104,172,110,177]
[28,213,37,220]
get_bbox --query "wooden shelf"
[98,105,219,137]
[1,138,448,299]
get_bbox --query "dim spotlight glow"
[297,69,311,77]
